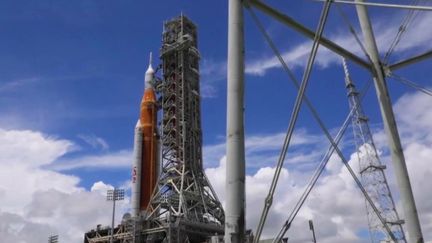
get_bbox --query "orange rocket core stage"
[139,87,158,211]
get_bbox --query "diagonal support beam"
[248,0,372,71]
[314,0,432,11]
[389,49,432,72]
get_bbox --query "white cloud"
[245,11,432,76]
[91,181,114,196]
[0,129,129,243]
[205,90,432,242]
[77,134,110,150]
[1,92,431,242]
[200,58,228,98]
[201,58,227,82]
[197,11,432,98]
[203,128,325,168]
[394,90,432,144]
[0,129,75,168]
[246,42,314,76]
[51,150,132,171]
[0,129,79,213]
[206,154,368,242]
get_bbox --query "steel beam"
[248,0,371,71]
[355,1,424,242]
[389,49,432,72]
[314,0,432,11]
[225,0,246,242]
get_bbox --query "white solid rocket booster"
[131,120,143,217]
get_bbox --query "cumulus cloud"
[1,92,430,242]
[205,90,432,242]
[0,129,129,243]
[91,181,114,195]
[394,90,432,144]
[206,154,369,242]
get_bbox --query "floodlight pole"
[309,220,317,243]
[225,0,246,242]
[48,235,59,243]
[107,189,124,243]
[111,197,116,243]
[354,1,424,242]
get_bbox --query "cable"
[335,3,372,64]
[384,0,422,63]
[249,1,333,241]
[390,73,432,97]
[247,6,398,242]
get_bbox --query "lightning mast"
[342,59,406,243]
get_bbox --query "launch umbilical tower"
[143,15,224,242]
[343,59,406,243]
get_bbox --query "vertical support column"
[225,0,246,242]
[355,1,423,242]
[110,199,116,243]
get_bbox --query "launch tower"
[141,15,224,242]
[342,59,406,243]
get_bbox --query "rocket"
[131,53,159,217]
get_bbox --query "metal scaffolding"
[143,15,224,243]
[84,223,134,243]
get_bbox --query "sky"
[0,0,431,242]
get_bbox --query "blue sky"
[0,1,431,242]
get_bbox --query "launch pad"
[84,0,429,241]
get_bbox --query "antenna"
[342,58,354,87]
[341,58,350,79]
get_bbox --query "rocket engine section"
[131,54,159,216]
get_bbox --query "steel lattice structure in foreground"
[226,0,429,242]
[343,59,406,243]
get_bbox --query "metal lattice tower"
[144,15,224,242]
[48,235,59,243]
[342,59,406,243]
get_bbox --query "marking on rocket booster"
[132,166,137,183]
